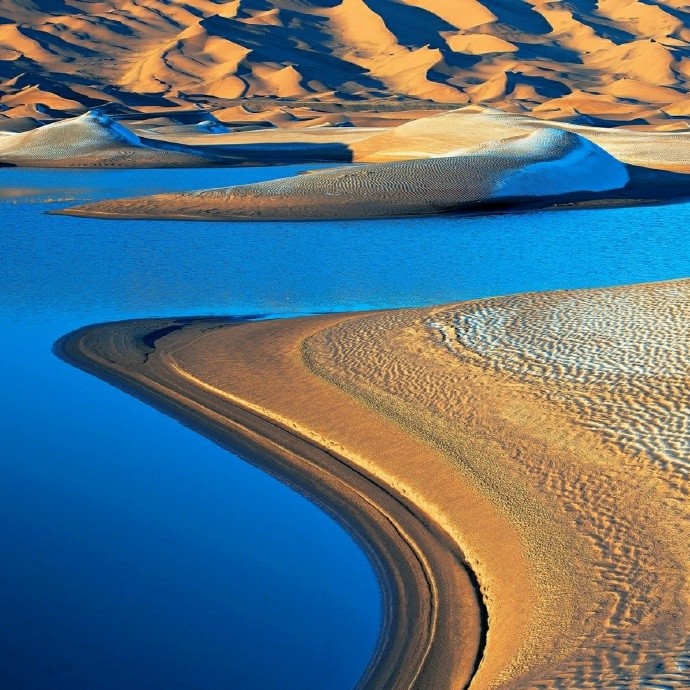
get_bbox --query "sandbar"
[55,315,485,690]
[56,279,690,688]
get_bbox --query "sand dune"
[3,1,690,126]
[0,114,38,133]
[0,108,362,167]
[0,110,221,166]
[58,279,690,688]
[59,127,640,219]
[10,103,690,173]
[352,107,690,172]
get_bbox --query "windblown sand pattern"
[61,127,634,219]
[304,281,690,688]
[428,281,690,485]
[60,280,690,688]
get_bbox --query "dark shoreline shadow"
[54,316,488,690]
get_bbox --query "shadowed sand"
[57,279,690,688]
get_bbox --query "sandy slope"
[58,279,690,688]
[3,1,690,127]
[61,126,645,217]
[0,110,221,166]
[352,107,690,171]
[6,105,690,173]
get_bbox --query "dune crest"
[457,128,630,199]
[3,1,690,126]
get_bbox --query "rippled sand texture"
[431,281,690,486]
[60,127,639,219]
[305,280,690,688]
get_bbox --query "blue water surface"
[2,166,690,690]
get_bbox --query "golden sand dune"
[0,110,222,167]
[57,279,690,688]
[0,108,363,167]
[3,1,690,127]
[61,120,690,220]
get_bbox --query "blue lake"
[2,166,690,689]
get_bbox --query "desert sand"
[4,2,690,171]
[6,106,690,178]
[59,125,633,219]
[4,1,690,128]
[57,279,690,688]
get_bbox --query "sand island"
[57,280,690,689]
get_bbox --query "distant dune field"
[3,1,690,129]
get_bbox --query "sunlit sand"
[4,1,690,127]
[58,279,690,689]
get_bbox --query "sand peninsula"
[57,279,690,689]
[56,107,690,220]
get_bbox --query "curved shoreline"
[55,316,486,690]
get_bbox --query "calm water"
[2,167,690,690]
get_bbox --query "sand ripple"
[305,280,690,688]
[429,281,690,482]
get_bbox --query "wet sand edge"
[54,316,486,690]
